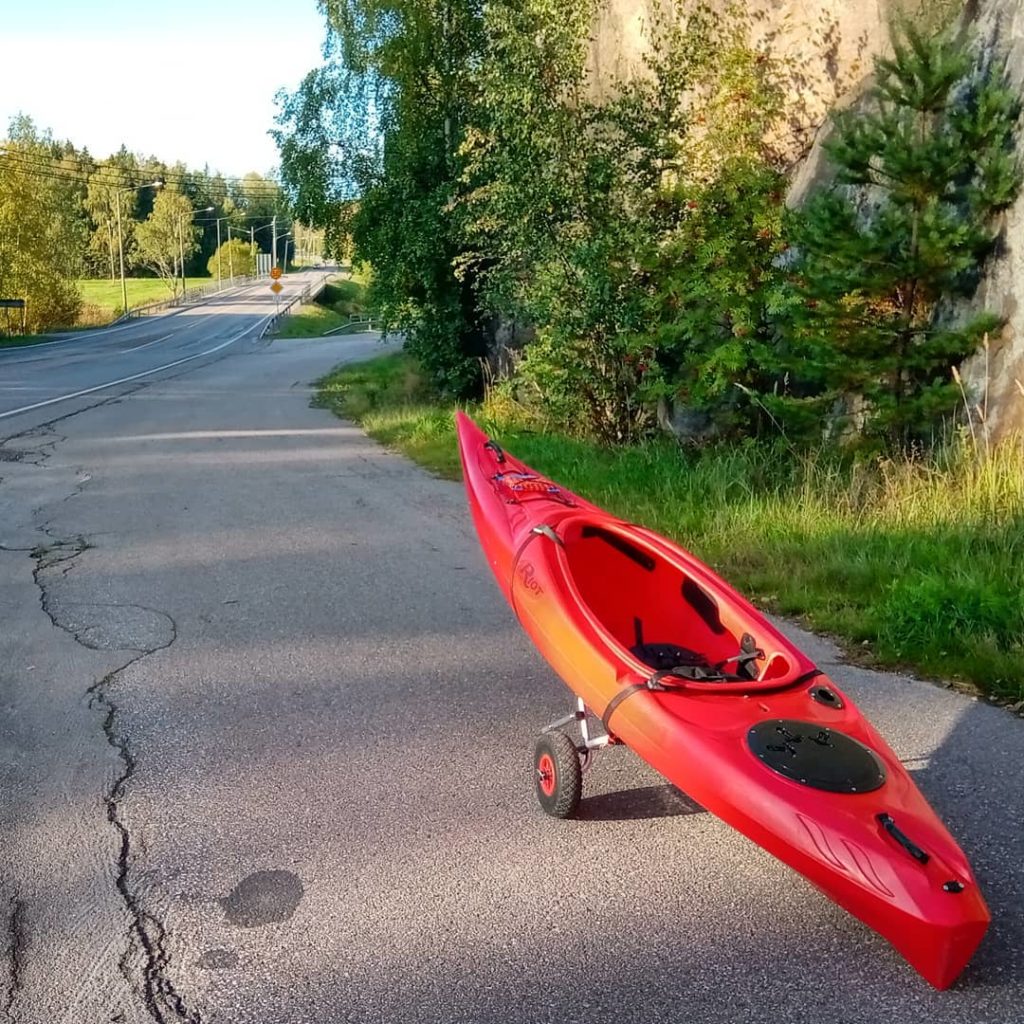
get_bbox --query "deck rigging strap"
[601,664,825,734]
[600,665,721,734]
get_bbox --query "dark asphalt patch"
[196,948,240,970]
[220,870,304,927]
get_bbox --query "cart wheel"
[534,730,583,818]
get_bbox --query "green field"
[316,352,1024,703]
[76,277,216,321]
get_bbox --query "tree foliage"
[276,3,1020,449]
[779,20,1021,445]
[83,159,138,279]
[207,238,257,279]
[276,0,490,396]
[462,1,789,442]
[0,116,85,331]
[136,191,201,296]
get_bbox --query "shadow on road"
[577,783,706,821]
[910,699,1024,990]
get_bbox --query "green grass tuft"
[274,302,352,339]
[316,352,1024,701]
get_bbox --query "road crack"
[3,895,25,1024]
[26,523,195,1020]
[88,662,201,1024]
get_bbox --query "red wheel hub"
[537,752,556,797]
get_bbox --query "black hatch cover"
[747,719,886,794]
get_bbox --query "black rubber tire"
[533,730,583,818]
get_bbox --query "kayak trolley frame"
[533,698,616,818]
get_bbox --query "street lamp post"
[114,179,163,315]
[213,216,234,288]
[273,230,292,273]
[226,219,290,277]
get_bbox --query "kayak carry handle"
[877,813,930,865]
[484,439,506,463]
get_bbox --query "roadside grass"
[319,279,367,317]
[76,277,213,320]
[317,351,1024,702]
[275,277,371,339]
[274,302,350,338]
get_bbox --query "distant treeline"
[0,113,292,330]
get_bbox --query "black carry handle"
[484,439,506,463]
[877,813,930,865]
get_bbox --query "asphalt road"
[0,297,1022,1024]
[0,272,327,428]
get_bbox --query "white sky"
[0,1,329,177]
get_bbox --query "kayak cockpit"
[556,518,798,690]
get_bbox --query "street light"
[226,218,291,276]
[113,179,163,315]
[274,230,292,273]
[177,206,214,298]
[209,216,240,287]
[227,223,258,277]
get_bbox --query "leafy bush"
[206,238,257,279]
[463,1,789,442]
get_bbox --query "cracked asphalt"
[1,293,1023,1023]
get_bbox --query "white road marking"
[0,280,258,357]
[118,332,175,354]
[0,310,182,354]
[0,316,271,421]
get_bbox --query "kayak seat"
[630,642,710,672]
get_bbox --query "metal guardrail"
[259,275,331,340]
[322,315,376,336]
[114,275,259,323]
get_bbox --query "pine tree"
[780,20,1021,446]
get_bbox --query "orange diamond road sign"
[270,267,282,280]
[270,281,283,294]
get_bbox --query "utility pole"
[216,218,222,288]
[177,216,185,299]
[116,199,128,312]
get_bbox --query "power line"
[0,161,292,205]
[0,156,350,205]
[0,146,291,194]
[0,151,298,201]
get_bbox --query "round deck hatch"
[747,719,886,794]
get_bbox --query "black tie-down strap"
[601,662,822,735]
[601,664,725,734]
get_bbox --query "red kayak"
[455,411,989,989]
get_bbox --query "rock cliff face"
[589,0,893,163]
[588,0,1024,439]
[960,0,1024,439]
